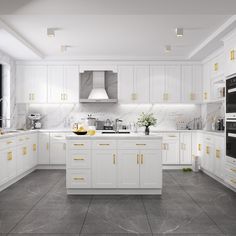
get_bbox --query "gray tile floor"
[0,170,236,236]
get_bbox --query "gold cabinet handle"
[113,154,116,165]
[74,143,84,146]
[131,93,137,101]
[204,92,208,100]
[137,154,139,164]
[7,151,13,160]
[33,144,37,152]
[163,93,169,101]
[215,149,221,159]
[73,177,85,181]
[230,179,236,184]
[141,154,144,164]
[168,135,176,138]
[214,63,218,71]
[206,146,210,155]
[198,144,201,151]
[230,168,236,172]
[230,50,235,61]
[136,144,146,146]
[46,143,49,150]
[73,157,85,161]
[6,141,13,144]
[99,144,110,146]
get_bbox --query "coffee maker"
[28,113,42,129]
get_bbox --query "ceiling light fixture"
[47,28,55,37]
[175,28,184,37]
[165,45,171,53]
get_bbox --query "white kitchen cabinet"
[38,133,50,165]
[210,53,224,78]
[48,65,79,103]
[181,65,202,103]
[180,133,192,164]
[16,65,47,103]
[162,133,180,165]
[0,149,8,185]
[202,136,214,173]
[118,65,150,103]
[202,62,212,102]
[117,150,140,188]
[50,133,66,164]
[223,30,236,78]
[150,65,181,103]
[140,150,162,188]
[92,150,117,188]
[150,65,165,103]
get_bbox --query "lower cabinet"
[38,133,50,164]
[180,133,192,164]
[50,133,66,164]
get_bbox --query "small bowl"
[73,131,88,135]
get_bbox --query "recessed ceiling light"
[175,28,184,37]
[47,28,55,37]
[165,45,171,53]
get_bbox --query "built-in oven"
[226,120,236,159]
[226,76,236,116]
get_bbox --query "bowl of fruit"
[73,123,88,135]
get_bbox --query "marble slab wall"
[16,103,203,131]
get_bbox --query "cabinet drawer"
[50,133,66,140]
[92,140,116,149]
[67,150,91,168]
[162,133,179,140]
[117,140,161,150]
[66,169,91,188]
[0,137,16,150]
[226,156,236,166]
[225,163,236,178]
[225,173,236,189]
[203,135,214,143]
[69,140,91,150]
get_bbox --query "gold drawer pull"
[136,144,146,146]
[73,157,85,161]
[168,135,176,138]
[74,143,84,146]
[99,144,110,146]
[7,151,13,160]
[198,144,201,151]
[204,92,208,100]
[230,50,235,61]
[6,141,13,144]
[73,177,85,181]
[214,63,218,71]
[141,154,144,164]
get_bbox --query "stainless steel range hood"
[80,71,117,103]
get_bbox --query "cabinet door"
[38,133,50,164]
[163,139,180,164]
[0,150,8,185]
[150,65,165,103]
[165,65,181,103]
[48,66,64,103]
[118,150,139,188]
[118,66,134,103]
[134,66,150,103]
[224,36,236,77]
[16,65,47,103]
[16,145,24,175]
[64,65,79,103]
[31,134,38,167]
[203,62,211,102]
[214,136,225,179]
[140,150,162,188]
[181,65,193,103]
[192,65,202,103]
[3,149,17,181]
[92,150,117,188]
[203,140,214,173]
[180,133,192,164]
[50,133,66,164]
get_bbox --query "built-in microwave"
[226,120,236,159]
[226,76,236,115]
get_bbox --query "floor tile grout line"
[6,172,65,235]
[167,171,225,234]
[78,195,94,235]
[141,197,154,235]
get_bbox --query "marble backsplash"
[16,103,205,131]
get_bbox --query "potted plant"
[137,112,157,135]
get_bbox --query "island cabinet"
[66,137,162,195]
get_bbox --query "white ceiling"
[0,0,235,61]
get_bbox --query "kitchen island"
[66,133,162,195]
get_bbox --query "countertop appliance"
[226,119,236,159]
[226,76,236,117]
[28,113,42,129]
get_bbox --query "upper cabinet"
[48,65,79,103]
[223,30,236,78]
[181,65,202,103]
[16,65,47,103]
[209,53,224,79]
[118,65,150,103]
[150,65,181,103]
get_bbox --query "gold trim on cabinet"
[73,177,85,181]
[7,151,13,161]
[230,50,235,61]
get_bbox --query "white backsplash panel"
[16,103,202,131]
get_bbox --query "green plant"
[137,112,157,127]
